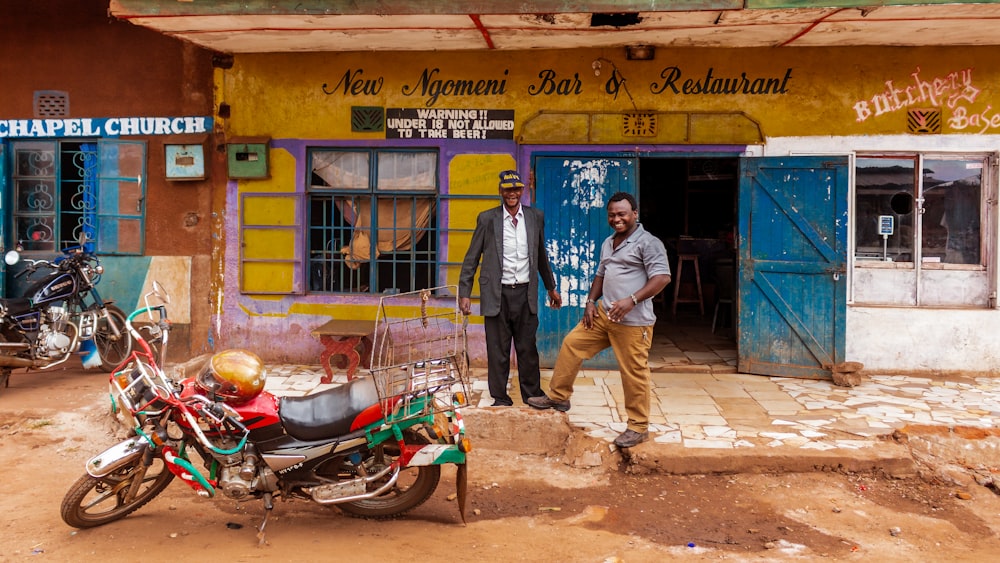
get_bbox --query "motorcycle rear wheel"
[337,432,441,519]
[60,456,174,528]
[94,305,133,372]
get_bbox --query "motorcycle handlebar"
[173,393,249,455]
[14,258,57,278]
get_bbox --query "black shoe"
[525,395,571,412]
[613,429,648,448]
[491,398,514,407]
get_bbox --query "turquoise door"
[534,155,637,368]
[737,157,848,379]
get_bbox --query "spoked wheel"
[336,432,441,519]
[94,305,133,372]
[60,455,174,528]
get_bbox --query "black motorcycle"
[0,235,132,389]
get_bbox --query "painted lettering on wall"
[0,116,213,138]
[401,68,509,107]
[322,68,384,96]
[385,108,514,139]
[853,67,979,123]
[650,67,793,96]
[949,105,1000,133]
[527,70,583,96]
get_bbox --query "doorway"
[638,156,739,370]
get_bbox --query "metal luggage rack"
[369,286,469,419]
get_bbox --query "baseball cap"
[498,170,524,190]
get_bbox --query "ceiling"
[109,1,1000,53]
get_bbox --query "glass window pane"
[97,218,142,254]
[100,142,144,179]
[15,217,56,251]
[15,179,56,214]
[311,151,369,190]
[922,158,982,265]
[376,152,436,191]
[14,142,56,177]
[98,180,142,217]
[855,157,915,263]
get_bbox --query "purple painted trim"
[515,144,747,179]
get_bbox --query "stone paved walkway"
[265,364,1000,452]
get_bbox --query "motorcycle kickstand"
[256,492,274,547]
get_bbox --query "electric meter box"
[226,138,270,179]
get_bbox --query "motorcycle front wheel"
[94,305,133,372]
[336,432,441,519]
[60,455,174,528]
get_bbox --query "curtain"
[337,197,434,269]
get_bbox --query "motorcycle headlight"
[94,265,104,275]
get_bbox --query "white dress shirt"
[501,206,529,284]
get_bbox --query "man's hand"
[582,301,596,329]
[547,289,563,309]
[459,297,472,316]
[606,297,636,323]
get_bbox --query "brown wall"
[1,0,221,358]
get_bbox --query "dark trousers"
[484,284,543,404]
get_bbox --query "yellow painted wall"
[219,47,1000,139]
[443,154,516,289]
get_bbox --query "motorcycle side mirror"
[4,250,20,266]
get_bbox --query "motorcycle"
[60,286,472,544]
[0,234,132,389]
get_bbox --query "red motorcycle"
[60,286,471,542]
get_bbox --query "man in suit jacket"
[459,170,562,406]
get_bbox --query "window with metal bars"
[307,148,438,294]
[8,139,146,254]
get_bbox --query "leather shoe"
[491,400,513,407]
[613,429,648,448]
[525,395,571,412]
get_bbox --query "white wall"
[759,135,1000,374]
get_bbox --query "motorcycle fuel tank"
[26,271,78,306]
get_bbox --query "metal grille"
[369,286,470,419]
[351,106,385,132]
[307,148,438,294]
[33,91,69,118]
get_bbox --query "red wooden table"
[311,319,376,383]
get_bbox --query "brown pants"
[548,304,653,433]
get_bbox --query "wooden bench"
[311,319,376,383]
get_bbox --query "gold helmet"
[196,349,266,404]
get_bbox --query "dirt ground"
[3,366,1000,562]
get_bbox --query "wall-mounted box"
[227,137,270,179]
[165,143,206,180]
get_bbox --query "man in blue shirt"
[528,192,670,448]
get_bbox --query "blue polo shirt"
[597,224,670,326]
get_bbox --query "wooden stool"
[672,254,705,315]
[311,319,376,383]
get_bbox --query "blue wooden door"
[534,155,637,368]
[738,157,848,379]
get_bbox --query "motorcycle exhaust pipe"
[306,464,400,505]
[0,355,38,368]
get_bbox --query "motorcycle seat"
[279,376,381,442]
[0,298,32,316]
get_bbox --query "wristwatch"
[630,294,639,305]
[586,299,597,307]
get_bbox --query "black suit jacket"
[459,205,556,316]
